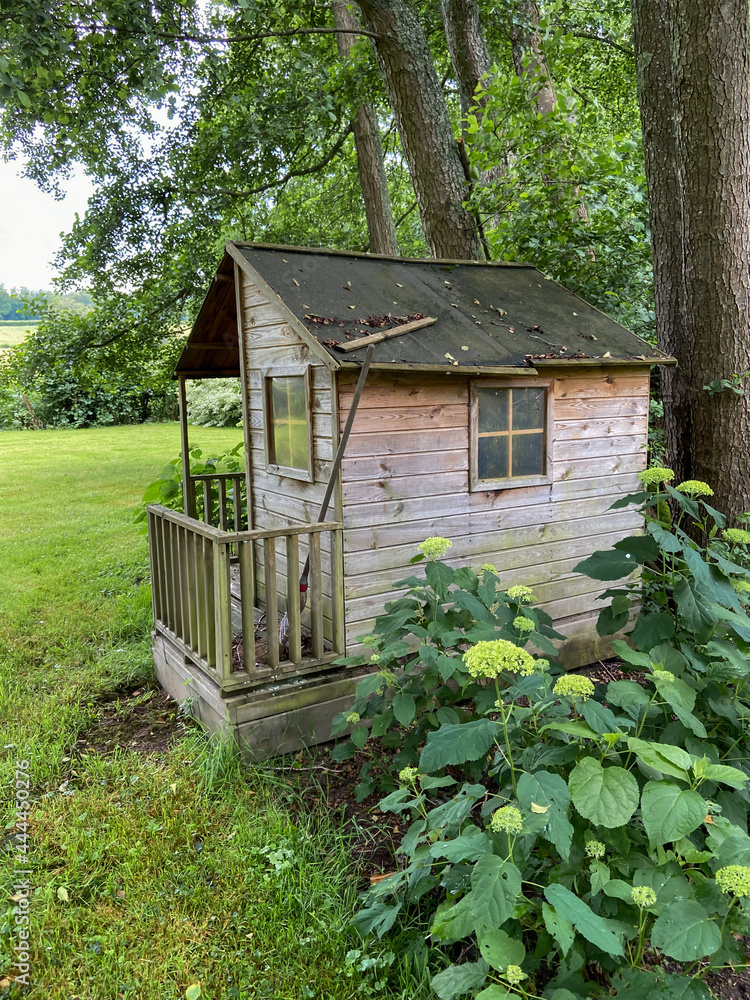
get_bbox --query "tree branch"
[570,31,633,57]
[80,23,380,45]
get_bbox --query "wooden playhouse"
[147,241,674,756]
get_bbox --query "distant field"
[0,319,38,349]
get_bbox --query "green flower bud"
[631,885,657,908]
[490,805,524,835]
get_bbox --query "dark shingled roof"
[234,243,669,369]
[175,243,672,378]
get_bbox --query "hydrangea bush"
[333,511,750,1000]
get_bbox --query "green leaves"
[650,900,722,961]
[573,548,640,581]
[478,929,525,972]
[640,781,707,844]
[568,758,640,828]
[470,857,522,928]
[544,884,624,956]
[431,960,488,1000]
[419,719,499,773]
[518,770,573,859]
[392,692,415,727]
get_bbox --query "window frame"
[262,363,314,483]
[469,378,553,491]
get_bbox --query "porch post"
[234,261,254,531]
[178,376,197,518]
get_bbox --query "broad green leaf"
[356,673,386,699]
[674,579,716,639]
[631,612,675,652]
[610,491,648,509]
[430,894,477,943]
[542,901,574,955]
[612,968,711,1000]
[603,879,633,903]
[350,725,368,749]
[371,710,393,738]
[469,856,522,928]
[613,534,660,562]
[581,699,629,734]
[611,640,652,668]
[420,775,457,790]
[626,738,691,781]
[419,720,499,772]
[647,522,683,553]
[185,986,202,1000]
[606,679,651,710]
[518,770,573,859]
[477,988,515,1000]
[478,928,525,971]
[430,831,492,863]
[425,560,454,597]
[393,693,416,727]
[568,758,640,828]
[650,900,721,961]
[438,654,460,681]
[426,784,487,831]
[574,549,640,581]
[544,884,624,956]
[350,901,402,938]
[453,589,491,621]
[590,861,611,895]
[640,781,707,844]
[597,595,631,636]
[540,720,599,740]
[699,763,748,789]
[431,959,489,1000]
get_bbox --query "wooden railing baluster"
[286,534,302,664]
[203,481,212,526]
[213,539,233,684]
[232,477,242,532]
[309,531,324,659]
[238,540,255,673]
[218,478,228,531]
[263,537,279,669]
[331,526,345,655]
[204,536,216,666]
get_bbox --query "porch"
[147,469,357,757]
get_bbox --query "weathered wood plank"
[341,450,468,483]
[238,540,256,673]
[554,433,645,460]
[286,534,302,664]
[339,473,641,529]
[554,415,648,440]
[553,375,650,399]
[343,511,641,579]
[309,532,324,659]
[343,492,640,552]
[213,540,233,685]
[263,537,279,670]
[553,395,649,419]
[337,425,467,459]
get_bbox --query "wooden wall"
[337,369,650,666]
[238,271,337,631]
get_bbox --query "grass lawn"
[0,424,417,1000]
[0,322,37,350]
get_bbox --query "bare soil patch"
[78,684,188,755]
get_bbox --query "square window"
[264,370,313,480]
[471,383,548,489]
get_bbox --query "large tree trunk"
[508,1,556,115]
[354,0,483,259]
[332,0,400,256]
[632,0,750,517]
[440,0,491,118]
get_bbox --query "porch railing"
[147,504,345,694]
[183,471,247,531]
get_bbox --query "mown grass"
[0,322,37,350]
[0,425,424,1000]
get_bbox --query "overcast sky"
[0,159,93,291]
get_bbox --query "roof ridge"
[230,240,533,269]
